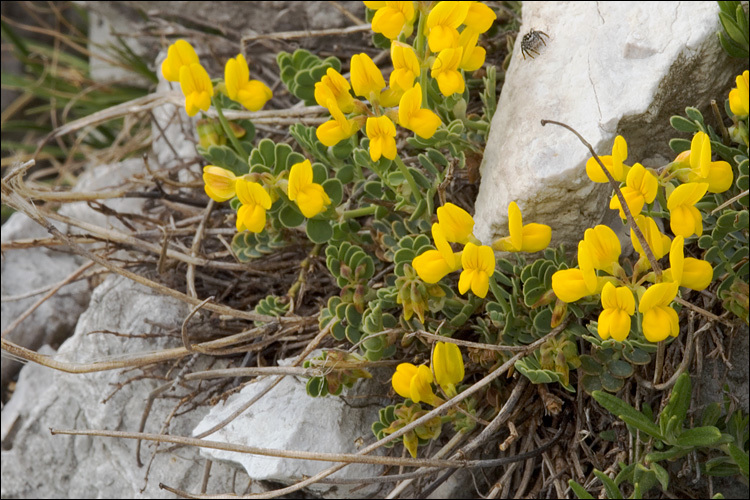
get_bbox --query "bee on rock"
[521,29,549,60]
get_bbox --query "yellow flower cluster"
[202,159,331,235]
[315,53,441,162]
[425,1,495,96]
[161,39,272,117]
[173,40,330,233]
[412,202,550,299]
[392,341,465,405]
[553,132,724,343]
[357,1,492,97]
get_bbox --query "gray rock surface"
[192,355,386,498]
[474,1,746,248]
[1,214,90,384]
[1,275,254,498]
[1,157,148,386]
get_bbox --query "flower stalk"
[212,96,248,159]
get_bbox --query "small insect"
[521,29,549,60]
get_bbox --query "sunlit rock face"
[474,2,745,249]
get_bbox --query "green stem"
[394,155,424,206]
[212,96,248,159]
[342,205,378,220]
[287,244,321,300]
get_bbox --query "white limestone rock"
[192,358,386,498]
[474,1,746,247]
[0,275,252,498]
[1,213,90,384]
[0,157,149,385]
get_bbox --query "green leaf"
[660,373,691,432]
[196,145,248,176]
[322,178,343,206]
[645,447,689,463]
[249,138,305,175]
[727,442,750,478]
[670,115,698,133]
[306,219,333,243]
[702,402,723,427]
[581,374,603,394]
[719,11,747,46]
[306,377,326,397]
[279,204,305,228]
[335,164,355,183]
[698,235,714,249]
[717,1,738,17]
[593,469,623,499]
[568,480,594,499]
[674,426,722,447]
[633,463,658,495]
[684,107,704,124]
[669,138,692,154]
[718,31,749,58]
[580,355,603,375]
[607,359,634,379]
[737,3,750,44]
[231,230,288,261]
[593,391,663,440]
[600,371,625,392]
[622,346,651,365]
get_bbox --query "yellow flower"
[316,99,361,147]
[436,203,475,244]
[463,1,497,33]
[583,225,621,274]
[458,242,495,298]
[666,235,713,291]
[287,159,331,218]
[598,282,635,342]
[551,240,599,303]
[729,70,749,117]
[492,201,551,253]
[631,215,672,260]
[390,42,420,93]
[351,53,386,101]
[413,223,461,283]
[432,341,464,398]
[609,163,658,219]
[224,54,272,111]
[366,116,397,161]
[426,1,470,53]
[398,83,441,138]
[638,282,680,342]
[667,182,708,238]
[314,68,355,113]
[392,363,439,405]
[369,1,415,40]
[235,178,272,233]
[457,28,485,72]
[431,47,465,96]
[161,39,199,82]
[179,63,214,117]
[586,135,630,183]
[672,132,733,194]
[202,166,236,202]
[379,87,405,108]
